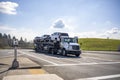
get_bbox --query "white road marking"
[8,52,13,53]
[44,62,120,67]
[0,54,23,59]
[76,74,120,80]
[18,50,58,65]
[85,56,115,62]
[18,50,120,67]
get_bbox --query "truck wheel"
[75,54,80,57]
[48,49,51,54]
[62,49,67,56]
[49,48,54,54]
[51,49,54,55]
[58,49,62,55]
[35,48,38,53]
[54,49,57,54]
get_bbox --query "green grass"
[78,38,120,51]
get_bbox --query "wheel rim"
[57,50,60,54]
[63,50,66,55]
[51,49,54,54]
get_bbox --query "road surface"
[0,49,120,80]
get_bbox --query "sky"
[0,0,120,41]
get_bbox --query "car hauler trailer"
[34,33,81,57]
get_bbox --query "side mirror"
[74,36,78,43]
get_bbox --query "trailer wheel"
[35,48,38,53]
[62,49,67,56]
[48,49,51,54]
[51,49,54,55]
[49,48,54,54]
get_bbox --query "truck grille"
[72,45,79,50]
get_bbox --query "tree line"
[0,33,33,49]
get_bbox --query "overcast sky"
[0,0,120,41]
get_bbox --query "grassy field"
[78,38,120,51]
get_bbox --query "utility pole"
[11,39,19,69]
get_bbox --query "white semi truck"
[34,32,81,57]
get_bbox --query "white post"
[14,46,17,60]
[12,39,19,69]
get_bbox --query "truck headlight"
[69,45,73,50]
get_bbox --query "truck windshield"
[64,38,76,43]
[60,33,69,36]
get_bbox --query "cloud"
[0,25,16,31]
[9,28,38,41]
[49,17,77,34]
[106,27,120,34]
[72,31,99,38]
[0,25,38,41]
[49,18,120,39]
[76,27,120,39]
[0,1,19,15]
[102,27,120,39]
[52,19,65,28]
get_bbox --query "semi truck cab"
[60,37,81,57]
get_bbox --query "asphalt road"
[1,49,120,80]
[0,50,14,58]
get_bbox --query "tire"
[51,49,54,54]
[54,49,58,54]
[62,49,67,56]
[35,48,38,53]
[75,54,80,57]
[58,49,62,55]
[48,49,51,54]
[49,48,54,54]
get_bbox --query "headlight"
[69,45,73,50]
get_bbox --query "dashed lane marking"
[76,74,120,80]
